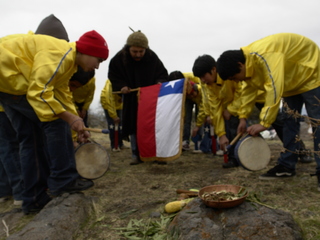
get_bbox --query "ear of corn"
[164,201,186,213]
[164,198,195,213]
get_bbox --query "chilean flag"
[137,79,186,161]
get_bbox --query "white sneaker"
[216,150,224,156]
[182,141,190,151]
[13,200,23,206]
[112,148,121,152]
[192,150,203,154]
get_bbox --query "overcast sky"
[1,0,320,110]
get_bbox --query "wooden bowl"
[198,184,248,209]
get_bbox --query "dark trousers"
[0,93,79,210]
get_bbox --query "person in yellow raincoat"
[216,33,320,190]
[0,14,70,207]
[192,55,242,168]
[0,29,109,214]
[100,79,127,151]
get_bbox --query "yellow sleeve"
[194,84,206,127]
[211,98,226,137]
[100,80,118,119]
[238,81,258,119]
[254,52,284,128]
[227,82,242,116]
[207,84,226,137]
[27,52,78,122]
[195,100,206,127]
[200,84,211,117]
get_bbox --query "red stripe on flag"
[137,84,161,158]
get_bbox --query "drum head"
[75,142,110,179]
[236,136,271,171]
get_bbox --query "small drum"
[234,135,271,171]
[75,142,110,179]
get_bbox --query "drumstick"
[112,88,139,94]
[229,133,243,146]
[84,127,110,134]
[239,132,249,141]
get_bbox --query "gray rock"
[7,193,93,240]
[167,198,303,240]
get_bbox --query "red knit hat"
[76,30,109,59]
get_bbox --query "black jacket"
[108,47,168,137]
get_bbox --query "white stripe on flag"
[155,93,182,157]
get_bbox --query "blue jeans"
[0,93,79,210]
[0,112,24,200]
[280,87,320,173]
[130,134,139,159]
[104,110,123,149]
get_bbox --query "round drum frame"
[75,142,110,179]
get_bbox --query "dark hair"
[70,66,95,86]
[192,54,216,78]
[216,50,245,80]
[168,71,184,81]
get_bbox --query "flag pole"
[112,88,140,94]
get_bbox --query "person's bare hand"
[247,124,267,136]
[191,126,200,137]
[113,117,120,124]
[121,86,130,94]
[77,130,90,143]
[219,135,229,151]
[237,118,247,134]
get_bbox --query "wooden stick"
[176,189,199,194]
[112,88,140,94]
[84,127,109,134]
[229,133,243,146]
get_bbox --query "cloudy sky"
[1,0,320,110]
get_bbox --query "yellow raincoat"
[0,32,35,113]
[182,73,205,127]
[72,77,96,111]
[100,79,123,119]
[0,34,78,122]
[239,33,320,128]
[201,75,242,137]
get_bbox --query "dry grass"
[1,122,319,240]
[74,123,319,240]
